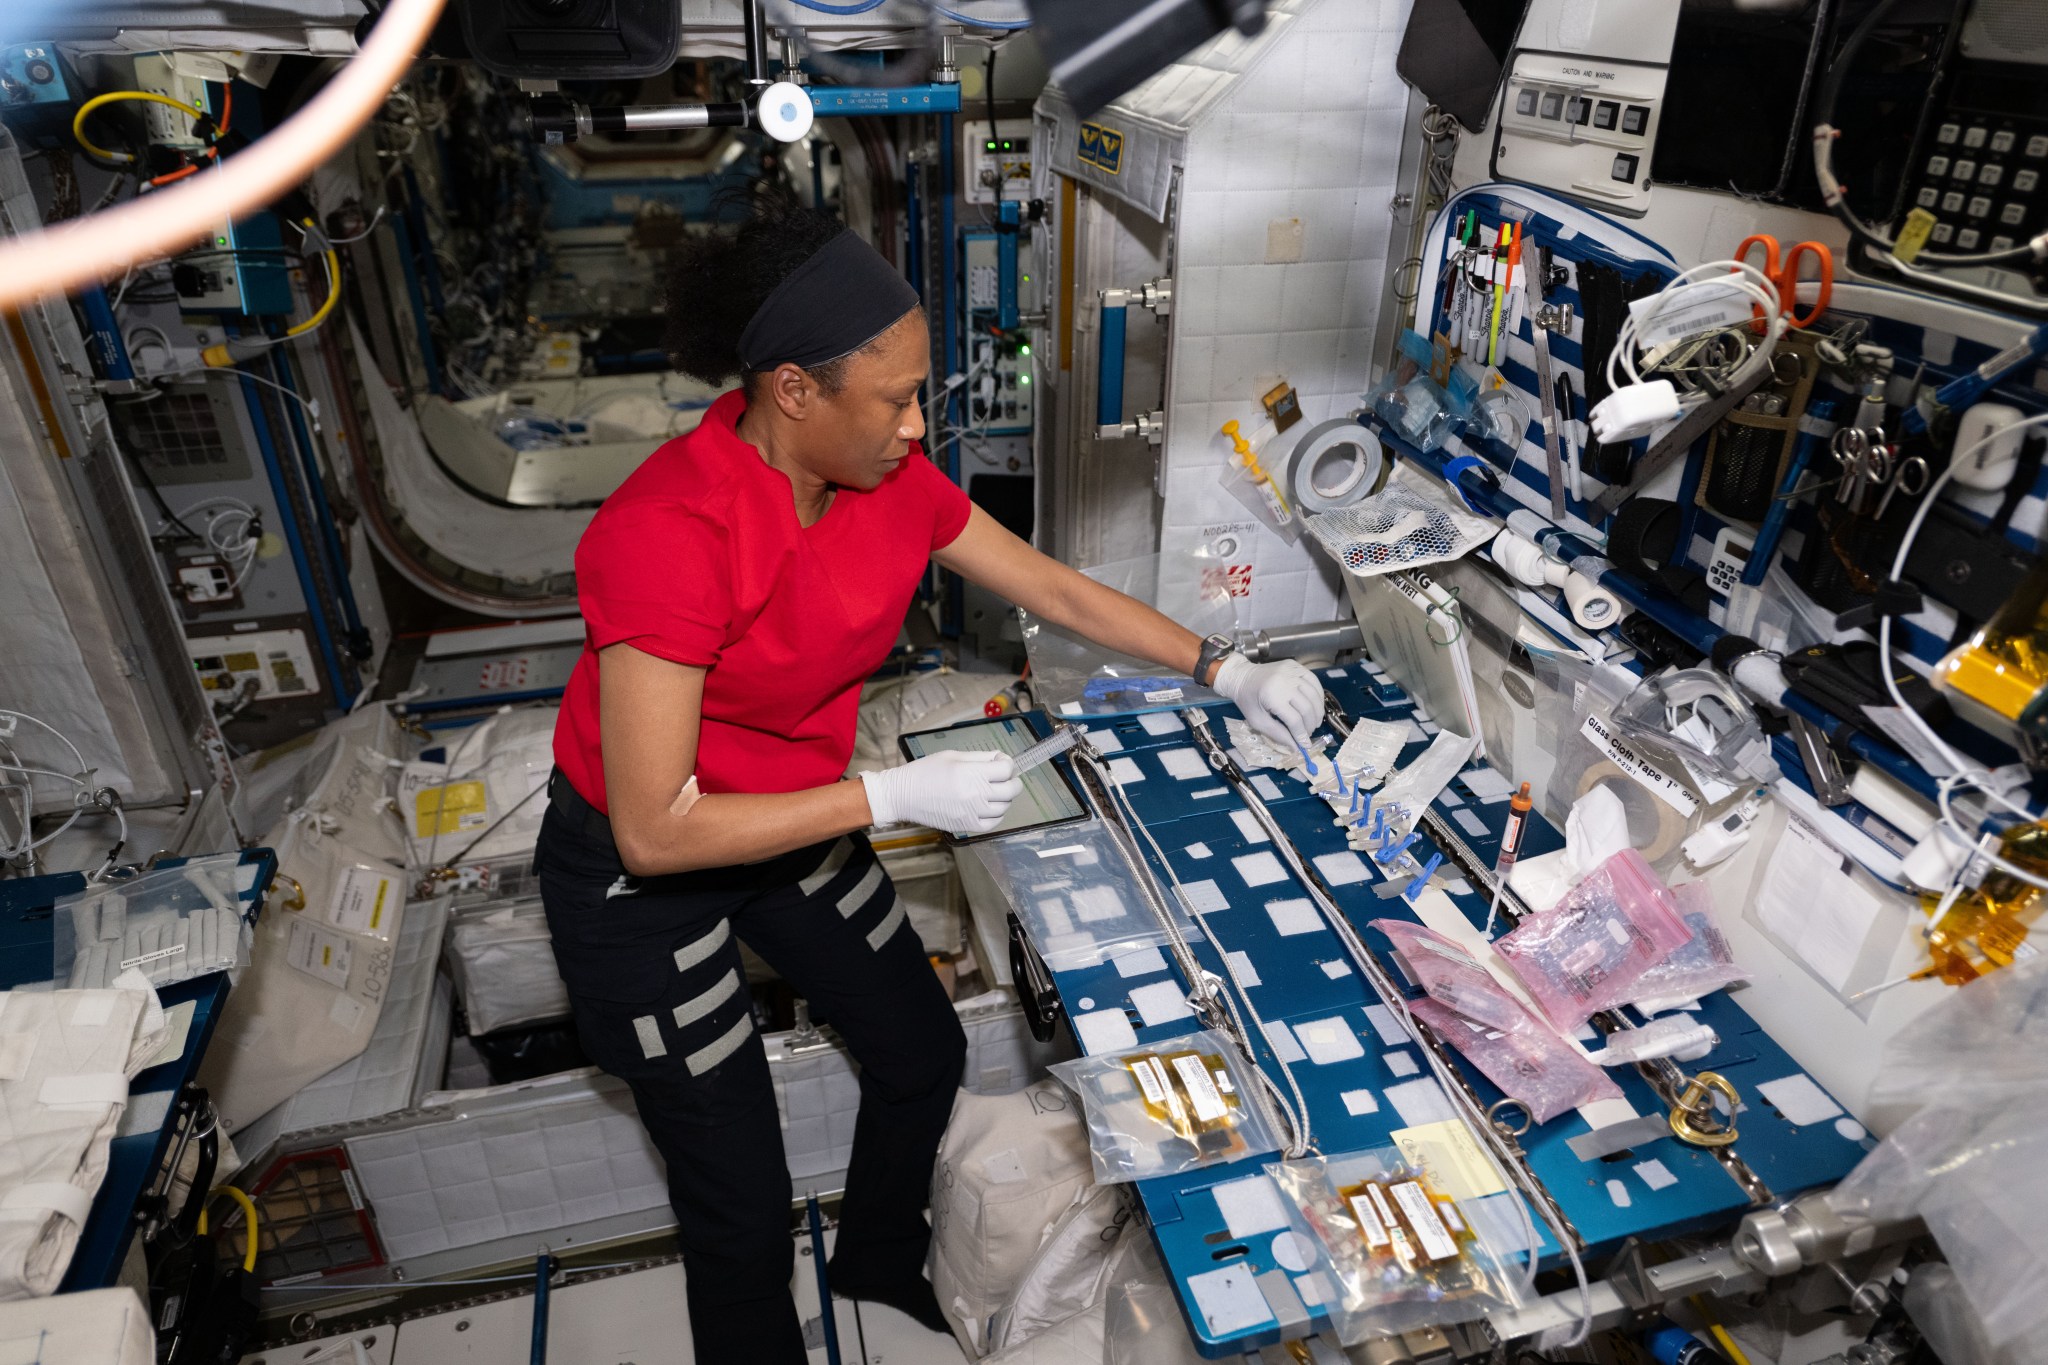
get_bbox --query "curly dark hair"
[661,191,865,396]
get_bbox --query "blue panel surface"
[1028,665,1862,1355]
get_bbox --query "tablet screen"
[898,716,1090,841]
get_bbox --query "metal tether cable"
[1182,707,1594,1347]
[1073,741,1314,1159]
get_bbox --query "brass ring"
[1669,1070,1740,1148]
[1486,1097,1532,1138]
[274,873,306,914]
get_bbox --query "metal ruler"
[1524,259,1568,520]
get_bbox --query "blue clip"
[1348,784,1364,818]
[1380,828,1421,861]
[1296,742,1320,777]
[1371,807,1388,840]
[1402,852,1444,903]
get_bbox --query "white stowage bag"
[397,705,557,868]
[278,704,413,869]
[986,1182,1129,1352]
[198,817,416,1133]
[0,971,166,1300]
[445,898,570,1035]
[0,1286,155,1360]
[928,1080,1097,1357]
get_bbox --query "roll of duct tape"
[1287,419,1388,514]
[1574,761,1689,863]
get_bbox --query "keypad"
[1896,116,2044,268]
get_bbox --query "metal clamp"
[1669,1070,1740,1147]
[1097,410,1166,445]
[1486,1097,1533,1138]
[1536,301,1575,333]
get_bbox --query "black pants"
[533,775,966,1363]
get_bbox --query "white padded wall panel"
[1157,0,1415,631]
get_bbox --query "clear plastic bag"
[1265,1147,1527,1343]
[1865,951,2048,1114]
[1048,1030,1280,1183]
[972,819,1201,972]
[1624,881,1746,1012]
[1358,730,1479,864]
[1337,718,1409,791]
[1369,919,1526,1034]
[1408,998,1622,1124]
[1021,555,1234,718]
[54,855,253,990]
[1493,849,1692,1031]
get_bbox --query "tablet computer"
[897,714,1091,844]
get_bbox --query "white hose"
[0,0,448,308]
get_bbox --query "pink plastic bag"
[1409,997,1622,1125]
[1370,919,1527,1034]
[1492,849,1692,1031]
[1624,882,1746,1010]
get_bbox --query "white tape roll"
[756,82,815,143]
[1286,419,1387,514]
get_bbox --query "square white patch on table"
[1295,1016,1366,1065]
[1139,710,1185,736]
[1453,808,1489,838]
[1128,980,1195,1027]
[1225,950,1262,987]
[1313,851,1370,885]
[1263,1021,1306,1064]
[1634,1158,1678,1191]
[1341,1088,1379,1116]
[1321,960,1352,979]
[1364,1003,1412,1046]
[1265,898,1322,936]
[1177,879,1229,914]
[1073,1009,1138,1053]
[1384,1077,1455,1126]
[1212,1175,1291,1238]
[1229,810,1270,844]
[1111,946,1168,978]
[1185,842,1212,860]
[1107,757,1145,785]
[1251,774,1284,800]
[1758,1074,1844,1126]
[1462,765,1514,801]
[1086,726,1124,753]
[1187,1264,1274,1337]
[1160,747,1209,781]
[1233,851,1288,887]
[1383,1050,1420,1077]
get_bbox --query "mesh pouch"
[1304,482,1497,579]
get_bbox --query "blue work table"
[1020,664,1865,1356]
[0,848,275,1293]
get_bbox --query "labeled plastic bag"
[398,704,556,868]
[1048,1030,1280,1183]
[1359,730,1479,863]
[1493,849,1692,1031]
[1408,998,1621,1124]
[54,856,253,989]
[1624,882,1745,1012]
[1369,920,1525,1034]
[973,819,1201,972]
[1337,718,1409,791]
[1021,555,1234,718]
[1265,1147,1525,1343]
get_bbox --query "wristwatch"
[1194,632,1236,686]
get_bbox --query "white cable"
[155,365,324,434]
[1605,261,1784,398]
[0,0,447,308]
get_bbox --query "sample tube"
[1483,782,1534,934]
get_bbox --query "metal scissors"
[1736,233,1835,330]
[1830,425,1887,510]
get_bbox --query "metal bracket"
[1536,301,1575,333]
[1098,410,1165,445]
[1787,712,1854,806]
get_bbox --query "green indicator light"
[1019,344,1031,355]
[1001,140,1012,150]
[216,235,227,245]
[985,140,996,150]
[1019,375,1031,385]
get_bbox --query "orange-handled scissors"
[1735,234,1834,329]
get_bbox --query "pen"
[1487,222,1512,368]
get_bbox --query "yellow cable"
[72,90,207,165]
[1709,1324,1752,1365]
[194,1184,260,1274]
[284,219,340,339]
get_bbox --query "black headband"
[736,228,922,373]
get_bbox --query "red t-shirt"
[554,389,971,813]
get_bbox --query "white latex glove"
[859,750,1022,835]
[1212,654,1324,748]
